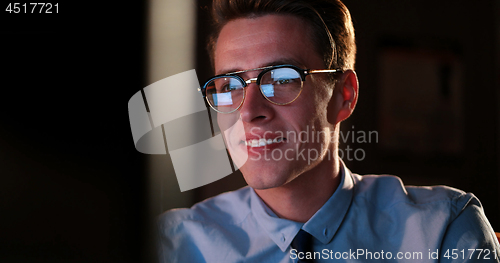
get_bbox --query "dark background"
[1,0,499,262]
[1,2,147,262]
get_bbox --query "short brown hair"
[207,0,356,70]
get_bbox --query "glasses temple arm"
[307,69,342,74]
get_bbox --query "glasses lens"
[205,77,244,113]
[260,67,302,105]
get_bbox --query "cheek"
[305,77,332,105]
[284,94,326,130]
[217,113,240,132]
[312,83,334,122]
[304,88,331,122]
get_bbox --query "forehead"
[214,14,323,75]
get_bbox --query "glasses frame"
[199,64,342,114]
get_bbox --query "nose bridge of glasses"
[244,77,258,85]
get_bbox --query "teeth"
[244,137,285,147]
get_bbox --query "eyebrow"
[216,58,305,75]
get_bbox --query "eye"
[277,79,291,85]
[221,84,239,92]
[275,78,297,85]
[220,84,230,92]
[217,77,243,92]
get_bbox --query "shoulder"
[351,173,477,216]
[346,173,498,255]
[157,186,253,232]
[156,186,255,262]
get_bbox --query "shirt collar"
[249,160,355,251]
[302,160,354,244]
[250,188,302,252]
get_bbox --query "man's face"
[214,14,336,190]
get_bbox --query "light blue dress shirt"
[158,163,500,262]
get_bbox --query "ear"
[327,70,359,124]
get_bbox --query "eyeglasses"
[199,64,342,113]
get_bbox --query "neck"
[254,154,341,223]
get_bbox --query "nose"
[239,81,274,123]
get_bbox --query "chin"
[240,165,292,190]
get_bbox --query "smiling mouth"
[241,137,287,147]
